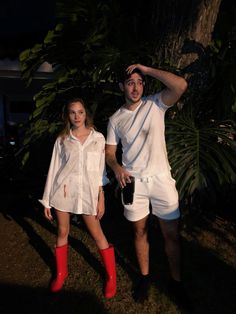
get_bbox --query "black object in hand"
[122,176,135,205]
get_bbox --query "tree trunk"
[149,0,222,88]
[151,0,222,64]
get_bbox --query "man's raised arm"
[126,64,187,106]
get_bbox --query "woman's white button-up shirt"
[39,129,109,215]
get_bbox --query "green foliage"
[166,106,236,200]
[18,0,236,206]
[19,0,154,153]
[164,6,236,203]
[208,4,236,117]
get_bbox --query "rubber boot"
[99,244,117,298]
[51,244,68,292]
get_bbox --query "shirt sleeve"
[98,138,110,186]
[106,119,120,145]
[38,138,62,208]
[147,91,172,111]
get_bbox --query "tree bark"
[148,0,222,88]
[151,0,221,68]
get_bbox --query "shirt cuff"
[38,199,51,209]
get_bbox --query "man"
[105,63,190,307]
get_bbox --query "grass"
[0,177,236,314]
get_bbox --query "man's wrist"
[113,164,122,173]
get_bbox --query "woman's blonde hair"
[58,98,94,140]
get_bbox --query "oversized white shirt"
[39,129,109,215]
[106,92,173,178]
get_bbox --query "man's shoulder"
[143,92,169,111]
[109,107,124,122]
[142,92,161,103]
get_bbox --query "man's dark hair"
[117,67,145,84]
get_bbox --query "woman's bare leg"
[82,215,109,249]
[55,210,70,247]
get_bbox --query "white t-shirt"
[39,129,109,214]
[106,92,173,178]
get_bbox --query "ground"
[0,177,236,314]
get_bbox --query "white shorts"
[122,174,180,222]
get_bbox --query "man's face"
[121,73,144,105]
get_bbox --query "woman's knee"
[57,225,69,239]
[92,228,106,243]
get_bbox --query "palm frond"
[166,110,236,200]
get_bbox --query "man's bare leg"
[133,215,149,275]
[158,218,180,281]
[132,215,151,302]
[159,218,193,311]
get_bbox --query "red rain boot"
[51,244,68,292]
[99,244,117,298]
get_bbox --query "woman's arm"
[39,138,62,209]
[96,186,105,220]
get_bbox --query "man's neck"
[124,100,142,111]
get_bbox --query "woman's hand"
[44,207,53,221]
[96,188,105,220]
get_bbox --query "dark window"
[10,101,34,113]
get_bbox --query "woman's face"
[68,101,86,128]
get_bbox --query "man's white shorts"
[122,173,180,222]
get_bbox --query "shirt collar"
[69,128,94,142]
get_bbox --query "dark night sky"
[0,0,234,59]
[0,0,55,34]
[0,0,55,58]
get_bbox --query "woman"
[39,98,116,298]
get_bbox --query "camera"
[122,176,135,205]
